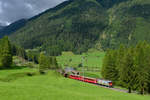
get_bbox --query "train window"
[84,78,95,81]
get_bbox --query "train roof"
[64,67,75,71]
[97,78,112,82]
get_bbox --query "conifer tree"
[39,52,47,72]
[134,41,150,94]
[101,50,118,83]
[39,53,59,73]
[144,43,150,94]
[101,41,150,94]
[52,57,58,69]
[116,44,125,71]
[0,36,12,68]
[119,48,137,93]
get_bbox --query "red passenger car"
[69,75,83,81]
[83,77,97,84]
[68,74,113,88]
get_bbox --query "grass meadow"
[57,51,104,78]
[0,68,149,100]
[57,51,105,68]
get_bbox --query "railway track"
[94,82,137,93]
[97,85,128,93]
[68,77,129,93]
[60,69,132,93]
[82,81,129,93]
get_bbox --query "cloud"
[0,0,67,26]
[0,1,3,13]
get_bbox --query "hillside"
[0,19,27,38]
[9,0,108,56]
[0,26,4,30]
[96,0,128,8]
[98,0,150,49]
[0,0,149,55]
[0,23,5,31]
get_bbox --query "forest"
[102,41,150,94]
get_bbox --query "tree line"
[101,41,150,94]
[0,36,29,69]
[0,36,59,72]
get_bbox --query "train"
[68,74,113,88]
[62,67,113,88]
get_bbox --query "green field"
[57,51,105,78]
[0,68,149,100]
[80,71,102,78]
[57,51,105,68]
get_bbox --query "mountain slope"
[0,19,27,38]
[1,0,150,55]
[0,24,5,32]
[0,26,4,30]
[96,0,129,8]
[97,0,150,49]
[9,0,108,55]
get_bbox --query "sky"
[0,0,67,26]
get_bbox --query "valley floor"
[0,68,149,100]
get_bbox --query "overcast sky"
[0,0,67,26]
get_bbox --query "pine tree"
[116,44,125,70]
[39,52,47,73]
[102,41,150,94]
[144,43,150,94]
[0,36,12,68]
[52,57,58,69]
[46,56,52,69]
[134,41,150,94]
[101,50,118,83]
[39,53,59,73]
[119,48,137,93]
